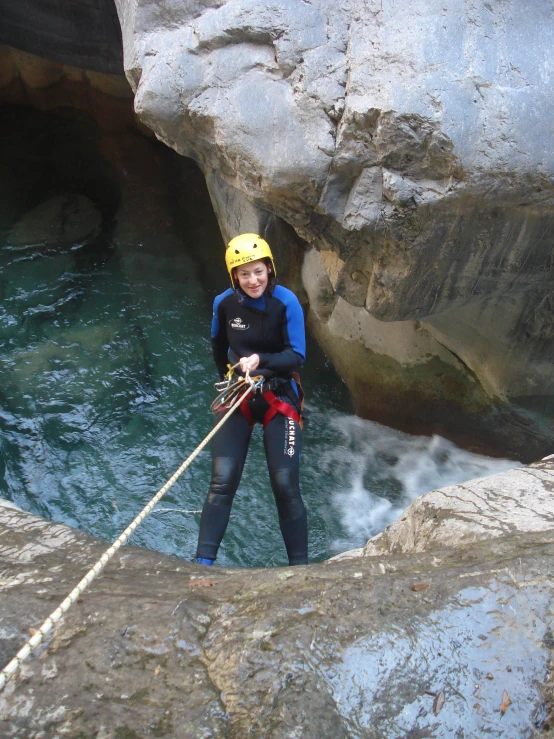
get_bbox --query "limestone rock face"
[113,0,554,459]
[363,455,554,556]
[2,496,554,737]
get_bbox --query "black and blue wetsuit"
[196,285,308,565]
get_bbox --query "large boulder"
[113,0,554,459]
[361,454,554,556]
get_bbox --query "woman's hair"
[264,257,277,294]
[233,257,276,299]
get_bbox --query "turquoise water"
[0,225,520,567]
[0,105,520,568]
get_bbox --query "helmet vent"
[235,249,239,254]
[253,243,257,248]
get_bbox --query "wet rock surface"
[110,0,554,458]
[364,456,554,557]
[1,493,554,738]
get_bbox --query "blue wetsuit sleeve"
[211,292,230,379]
[257,288,306,373]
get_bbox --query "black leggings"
[196,405,308,565]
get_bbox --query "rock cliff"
[112,0,554,459]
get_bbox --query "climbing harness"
[223,369,305,430]
[210,362,264,414]
[210,362,305,431]
[0,371,260,693]
[239,383,304,429]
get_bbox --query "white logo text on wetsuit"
[284,417,296,457]
[229,317,249,330]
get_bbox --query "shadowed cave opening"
[0,94,519,568]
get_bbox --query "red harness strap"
[237,391,302,428]
[261,391,302,428]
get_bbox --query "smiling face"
[234,259,270,298]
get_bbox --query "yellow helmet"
[225,233,276,288]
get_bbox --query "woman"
[196,233,308,566]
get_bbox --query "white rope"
[0,382,255,693]
[151,507,202,516]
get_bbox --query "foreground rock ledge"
[1,462,554,738]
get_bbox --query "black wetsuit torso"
[211,285,306,380]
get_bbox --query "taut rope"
[0,372,260,693]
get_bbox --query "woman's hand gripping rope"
[0,373,261,694]
[210,361,264,415]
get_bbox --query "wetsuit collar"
[239,293,266,311]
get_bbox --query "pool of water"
[0,103,522,568]
[0,216,520,567]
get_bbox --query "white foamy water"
[304,411,521,555]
